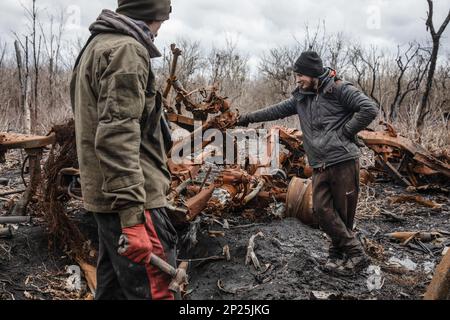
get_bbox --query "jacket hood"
[89,9,161,58]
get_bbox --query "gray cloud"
[1,0,449,67]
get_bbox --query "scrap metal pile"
[47,44,450,230]
[156,45,450,229]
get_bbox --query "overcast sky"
[1,0,449,69]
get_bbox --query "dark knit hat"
[117,0,172,22]
[293,51,324,78]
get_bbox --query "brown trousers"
[312,159,363,256]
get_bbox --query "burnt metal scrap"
[1,44,449,301]
[49,44,449,230]
[0,132,56,215]
[358,122,450,187]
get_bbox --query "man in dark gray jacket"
[238,51,378,274]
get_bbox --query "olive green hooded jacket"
[70,10,171,227]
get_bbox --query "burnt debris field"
[0,157,449,300]
[1,0,450,300]
[0,97,449,300]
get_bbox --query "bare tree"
[39,9,66,111]
[0,41,6,70]
[294,21,327,56]
[416,0,450,132]
[349,45,382,108]
[326,32,350,74]
[172,37,206,84]
[259,45,300,98]
[434,58,450,112]
[14,40,31,134]
[207,38,248,101]
[27,0,42,134]
[389,43,430,121]
[13,0,42,134]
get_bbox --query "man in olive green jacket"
[71,0,177,300]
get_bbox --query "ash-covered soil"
[179,183,450,300]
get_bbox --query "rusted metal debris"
[285,177,316,227]
[424,248,450,300]
[387,195,443,210]
[386,231,445,245]
[359,122,450,187]
[0,132,56,215]
[48,44,449,231]
[56,167,82,200]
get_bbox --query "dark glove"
[118,212,153,265]
[236,114,250,127]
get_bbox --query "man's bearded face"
[295,73,316,91]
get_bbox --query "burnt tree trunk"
[416,0,450,134]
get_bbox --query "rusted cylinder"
[285,177,318,228]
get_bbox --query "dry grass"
[20,268,92,300]
[357,184,382,219]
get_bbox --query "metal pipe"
[0,216,31,224]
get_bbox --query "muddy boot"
[342,250,370,274]
[323,247,345,273]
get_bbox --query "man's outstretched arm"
[238,98,297,126]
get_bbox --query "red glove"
[118,223,153,264]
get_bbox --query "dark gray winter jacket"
[240,72,378,169]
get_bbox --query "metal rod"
[199,166,213,191]
[0,216,31,224]
[175,178,192,194]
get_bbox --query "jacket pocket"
[114,73,145,119]
[334,130,350,153]
[323,130,349,157]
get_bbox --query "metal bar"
[0,216,31,224]
[377,155,412,186]
[199,166,213,191]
